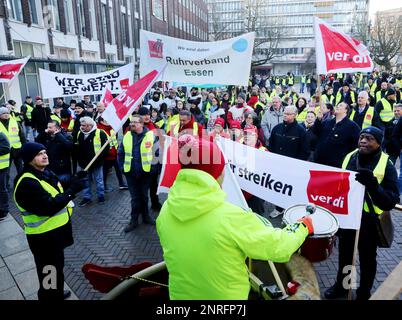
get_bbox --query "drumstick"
[267,261,288,298]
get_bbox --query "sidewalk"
[0,214,78,300]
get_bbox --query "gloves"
[67,176,86,196]
[355,169,378,189]
[298,216,314,235]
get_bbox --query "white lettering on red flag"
[0,57,30,83]
[102,65,166,132]
[314,17,373,74]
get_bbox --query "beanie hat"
[60,109,71,119]
[230,120,242,130]
[21,142,46,164]
[138,106,150,116]
[70,99,77,105]
[178,135,225,180]
[35,96,42,101]
[75,102,85,109]
[0,107,10,116]
[386,88,396,96]
[237,92,246,101]
[214,117,225,127]
[360,126,384,144]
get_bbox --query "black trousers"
[125,173,152,222]
[336,212,379,298]
[31,246,65,301]
[103,159,125,188]
[149,164,161,206]
[247,196,265,216]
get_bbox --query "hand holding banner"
[314,17,373,74]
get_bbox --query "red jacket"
[172,117,204,139]
[97,123,117,161]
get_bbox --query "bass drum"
[249,254,321,300]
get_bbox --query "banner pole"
[84,133,114,172]
[348,229,360,300]
[268,260,288,298]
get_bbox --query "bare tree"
[242,0,283,68]
[370,12,402,70]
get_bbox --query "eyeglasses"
[284,113,296,116]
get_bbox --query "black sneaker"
[98,197,105,205]
[119,185,129,190]
[324,283,348,300]
[124,221,138,233]
[79,199,92,207]
[143,216,156,225]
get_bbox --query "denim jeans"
[24,125,36,142]
[398,151,402,194]
[82,166,105,200]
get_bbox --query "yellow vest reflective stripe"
[173,121,198,137]
[288,76,294,85]
[337,72,343,79]
[155,119,165,129]
[342,150,388,215]
[122,130,154,173]
[376,90,387,103]
[0,118,21,149]
[68,119,75,131]
[379,98,393,123]
[349,107,374,129]
[77,129,104,154]
[275,78,280,85]
[105,130,118,148]
[13,173,72,235]
[322,94,334,105]
[369,83,377,95]
[25,104,33,120]
[306,78,311,84]
[0,152,10,170]
[301,76,306,83]
[166,114,180,134]
[336,91,356,106]
[51,114,61,124]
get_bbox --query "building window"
[101,4,110,43]
[48,0,61,30]
[152,0,163,20]
[77,0,86,37]
[28,0,38,24]
[121,13,127,47]
[106,54,115,63]
[7,0,23,22]
[64,0,74,33]
[82,50,97,61]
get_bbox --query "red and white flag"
[314,17,373,74]
[0,57,30,83]
[102,65,166,132]
[100,87,114,108]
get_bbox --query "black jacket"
[312,116,361,168]
[31,106,52,134]
[0,132,10,158]
[14,166,75,251]
[350,105,383,130]
[345,149,399,212]
[72,111,91,140]
[36,131,73,175]
[269,121,309,160]
[75,128,109,169]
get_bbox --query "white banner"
[140,30,255,86]
[39,63,134,98]
[219,139,365,230]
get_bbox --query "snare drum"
[283,204,339,263]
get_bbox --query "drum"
[283,204,339,263]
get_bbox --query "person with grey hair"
[74,116,109,206]
[261,96,284,146]
[349,90,383,130]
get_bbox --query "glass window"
[28,0,38,24]
[77,0,86,37]
[152,0,163,20]
[48,0,61,30]
[7,0,23,21]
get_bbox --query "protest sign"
[140,30,255,86]
[100,87,114,107]
[0,57,30,83]
[39,63,134,98]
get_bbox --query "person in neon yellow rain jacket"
[156,135,314,300]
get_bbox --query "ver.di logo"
[232,38,248,53]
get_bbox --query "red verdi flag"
[314,17,373,74]
[0,57,30,83]
[100,87,114,107]
[102,65,166,132]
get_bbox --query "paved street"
[5,170,402,300]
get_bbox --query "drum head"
[283,204,339,237]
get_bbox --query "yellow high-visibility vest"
[14,173,72,235]
[0,117,21,149]
[378,98,393,123]
[122,130,154,173]
[349,107,374,129]
[342,150,388,215]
